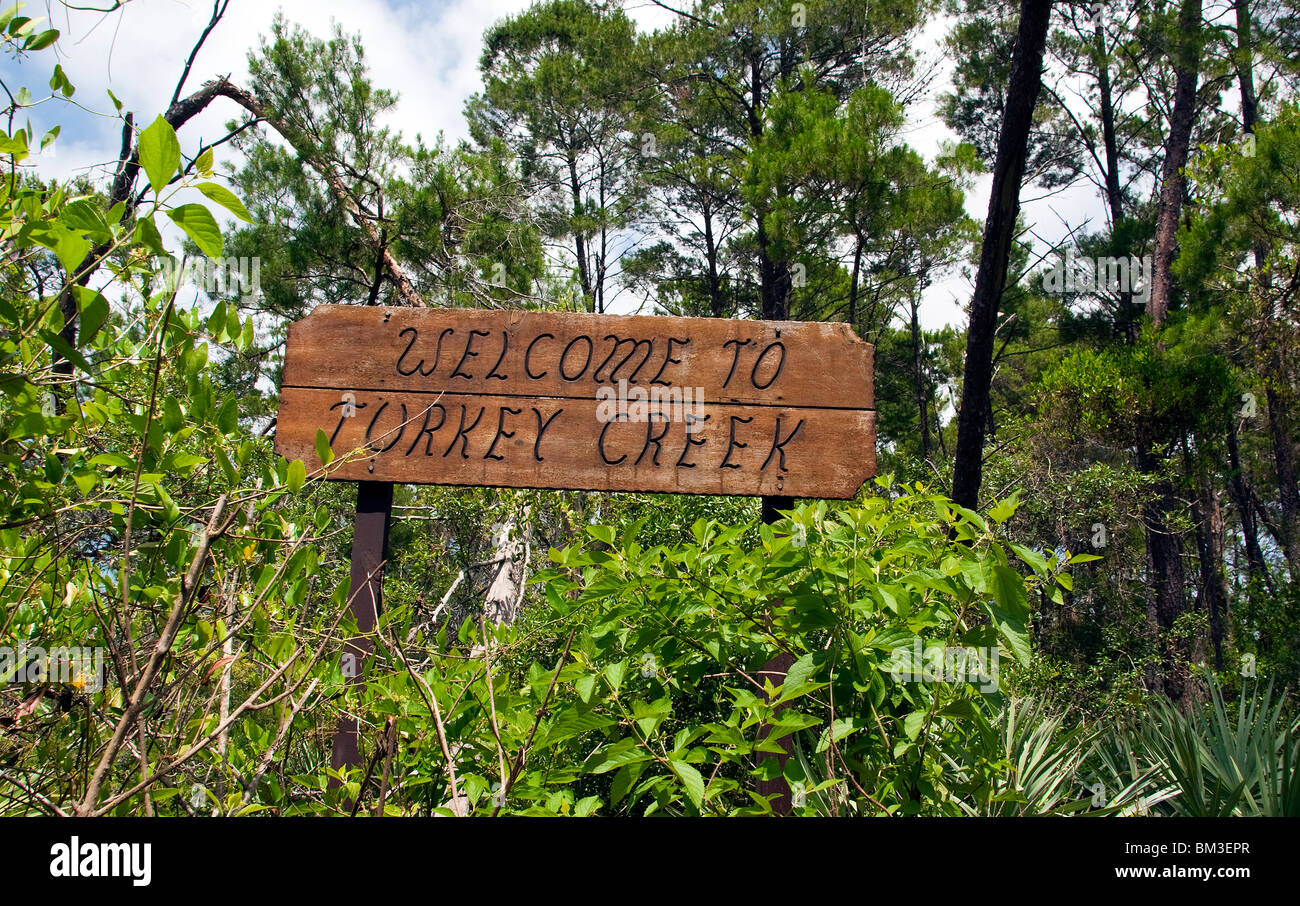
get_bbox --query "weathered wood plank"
[276,387,876,498]
[280,305,873,409]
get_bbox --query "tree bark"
[1226,419,1272,592]
[1188,451,1228,670]
[1147,0,1204,328]
[1234,0,1258,132]
[567,147,595,312]
[1231,0,1300,576]
[1265,385,1300,575]
[849,235,862,330]
[1095,20,1125,229]
[1094,17,1139,340]
[1132,0,1205,701]
[68,77,428,320]
[54,77,227,378]
[1136,429,1188,698]
[1230,0,1300,577]
[950,0,1054,510]
[704,203,723,317]
[746,41,792,323]
[911,287,931,460]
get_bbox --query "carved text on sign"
[274,306,875,498]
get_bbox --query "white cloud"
[17,0,537,186]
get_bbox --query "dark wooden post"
[760,495,793,525]
[330,481,394,780]
[756,494,796,814]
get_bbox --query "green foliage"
[350,486,1084,816]
[1103,681,1300,817]
[0,36,347,816]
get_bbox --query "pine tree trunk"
[1147,0,1204,327]
[704,204,723,317]
[1136,418,1188,699]
[849,235,862,330]
[1234,0,1258,132]
[1095,21,1124,228]
[1265,385,1300,575]
[912,290,931,460]
[1189,452,1228,670]
[1227,420,1272,592]
[950,0,1054,510]
[1094,18,1139,339]
[567,148,594,312]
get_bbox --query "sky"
[1,0,1107,330]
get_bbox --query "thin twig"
[491,626,578,817]
[79,494,231,815]
[385,631,463,815]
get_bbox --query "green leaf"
[574,673,596,704]
[543,708,614,746]
[987,563,1031,662]
[77,292,109,346]
[0,129,27,158]
[195,147,214,177]
[670,759,704,810]
[989,564,1028,619]
[38,329,91,373]
[90,453,133,470]
[162,397,183,434]
[196,182,252,222]
[604,659,628,694]
[314,428,334,466]
[62,199,109,239]
[24,27,57,50]
[938,699,981,720]
[584,738,646,774]
[166,204,222,258]
[586,524,615,546]
[544,582,573,616]
[71,470,98,495]
[783,651,818,690]
[988,494,1019,524]
[215,396,238,433]
[286,459,306,494]
[167,452,206,473]
[610,762,645,806]
[134,218,165,257]
[138,115,180,195]
[53,228,91,277]
[776,651,827,704]
[49,63,73,97]
[1008,542,1048,576]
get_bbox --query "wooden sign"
[274,306,875,499]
